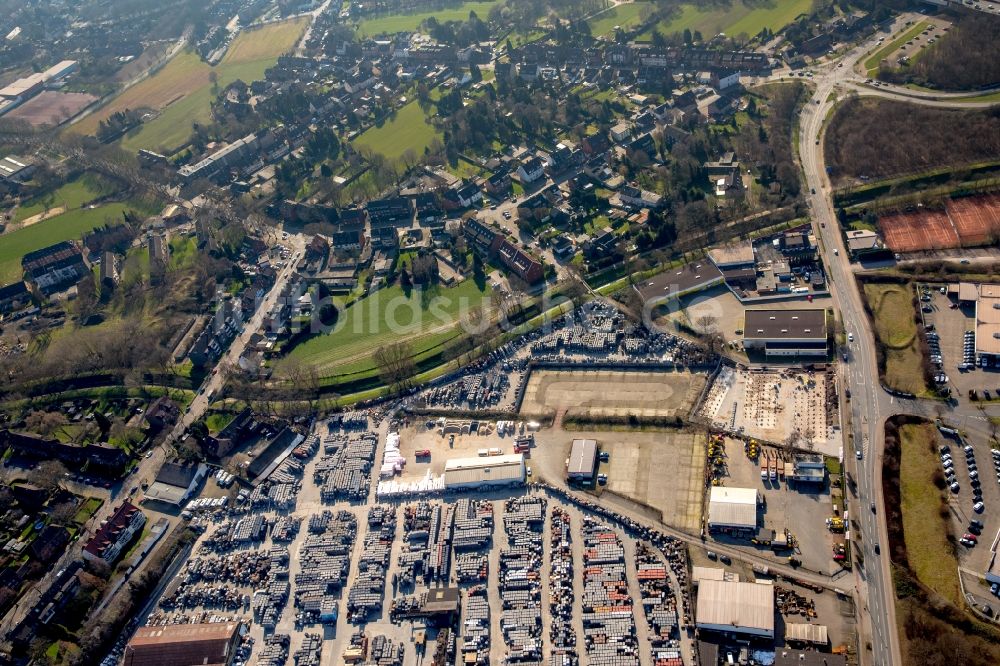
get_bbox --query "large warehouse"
[566,438,598,481]
[707,486,759,534]
[696,580,775,638]
[742,309,828,357]
[124,621,242,666]
[444,454,525,489]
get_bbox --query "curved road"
[794,19,1000,666]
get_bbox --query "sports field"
[353,100,442,162]
[72,18,307,153]
[588,3,652,37]
[640,0,812,40]
[520,369,704,419]
[0,203,132,284]
[286,280,491,376]
[879,193,1000,252]
[357,1,500,36]
[14,176,115,223]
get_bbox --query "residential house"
[100,251,121,288]
[82,501,146,564]
[22,241,89,295]
[484,169,511,195]
[31,525,70,565]
[367,197,413,227]
[454,182,483,208]
[619,184,663,209]
[581,132,610,156]
[144,396,179,433]
[516,156,545,184]
[0,281,31,313]
[610,122,632,144]
[0,429,128,476]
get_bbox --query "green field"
[287,280,491,376]
[357,1,501,36]
[588,3,652,37]
[14,176,114,223]
[864,283,928,396]
[864,21,930,76]
[641,0,813,40]
[898,423,961,604]
[74,18,307,153]
[0,203,132,284]
[353,100,442,162]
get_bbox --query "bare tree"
[372,342,416,392]
[27,460,70,491]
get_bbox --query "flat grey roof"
[568,439,597,477]
[634,261,724,304]
[744,309,826,340]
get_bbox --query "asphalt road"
[169,237,306,443]
[796,17,1000,665]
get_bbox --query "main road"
[796,19,1000,666]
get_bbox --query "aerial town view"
[0,0,1000,665]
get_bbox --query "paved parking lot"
[919,284,1000,400]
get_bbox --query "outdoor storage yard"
[519,368,705,421]
[697,366,842,456]
[148,413,696,666]
[713,436,842,575]
[393,418,707,533]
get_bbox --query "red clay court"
[879,194,1000,252]
[6,91,98,127]
[880,208,959,252]
[948,193,1000,246]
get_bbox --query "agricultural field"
[352,100,442,163]
[285,280,491,377]
[0,203,133,284]
[587,2,652,37]
[13,175,116,223]
[357,0,501,36]
[863,283,927,396]
[72,18,308,153]
[640,0,812,41]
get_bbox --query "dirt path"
[6,206,66,232]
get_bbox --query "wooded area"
[878,14,1000,90]
[825,98,1000,183]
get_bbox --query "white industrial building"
[707,486,759,534]
[567,438,597,481]
[695,579,775,638]
[443,454,525,489]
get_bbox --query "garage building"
[707,486,759,534]
[742,309,827,357]
[566,438,597,481]
[444,454,525,489]
[695,579,775,638]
